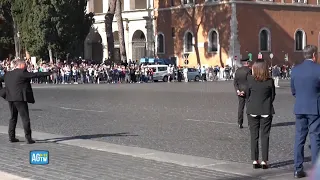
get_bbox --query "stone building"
[155,0,320,67]
[84,0,155,63]
[85,0,320,67]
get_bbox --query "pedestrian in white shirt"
[183,67,188,82]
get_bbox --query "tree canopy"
[9,0,94,59]
[0,0,15,59]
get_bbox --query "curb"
[0,171,31,180]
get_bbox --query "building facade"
[84,0,156,63]
[155,0,320,67]
[85,0,320,67]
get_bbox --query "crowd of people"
[0,58,293,85]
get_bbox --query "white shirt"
[183,68,188,74]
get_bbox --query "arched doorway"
[132,30,146,61]
[91,30,103,62]
[113,31,121,62]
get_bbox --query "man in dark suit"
[291,45,320,178]
[2,60,51,144]
[234,58,252,129]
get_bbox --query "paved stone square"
[0,134,256,180]
[0,81,312,179]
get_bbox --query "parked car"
[185,68,201,82]
[145,64,170,82]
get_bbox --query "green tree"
[50,0,94,59]
[11,0,46,58]
[0,0,14,59]
[11,0,94,59]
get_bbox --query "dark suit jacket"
[291,60,320,115]
[234,66,252,96]
[1,69,50,103]
[246,76,276,115]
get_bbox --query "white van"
[144,65,170,82]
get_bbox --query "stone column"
[124,19,130,62]
[124,0,135,11]
[228,1,241,70]
[143,16,154,58]
[147,0,153,9]
[103,0,109,13]
[86,0,94,12]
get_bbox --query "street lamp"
[269,53,274,67]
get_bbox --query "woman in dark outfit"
[246,59,276,169]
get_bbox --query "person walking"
[246,59,275,169]
[272,65,280,88]
[234,58,252,129]
[291,45,320,178]
[1,60,51,144]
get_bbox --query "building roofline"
[154,1,320,11]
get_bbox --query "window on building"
[318,0,320,5]
[295,30,306,51]
[182,0,194,4]
[172,28,175,38]
[135,0,147,9]
[93,0,103,13]
[259,29,271,52]
[157,33,165,54]
[171,0,175,6]
[293,0,306,3]
[208,29,219,52]
[184,32,193,52]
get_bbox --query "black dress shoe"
[261,161,268,169]
[238,124,243,129]
[26,139,36,144]
[253,161,261,169]
[253,164,261,169]
[294,171,306,178]
[9,138,19,143]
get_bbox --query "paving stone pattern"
[0,81,310,170]
[0,135,256,180]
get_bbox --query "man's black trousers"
[238,96,247,125]
[8,101,32,140]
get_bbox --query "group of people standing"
[234,45,320,179]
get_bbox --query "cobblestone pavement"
[0,134,257,180]
[0,81,311,171]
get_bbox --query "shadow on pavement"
[217,177,260,180]
[29,109,43,111]
[272,121,295,127]
[37,132,138,143]
[270,157,311,168]
[218,157,312,180]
